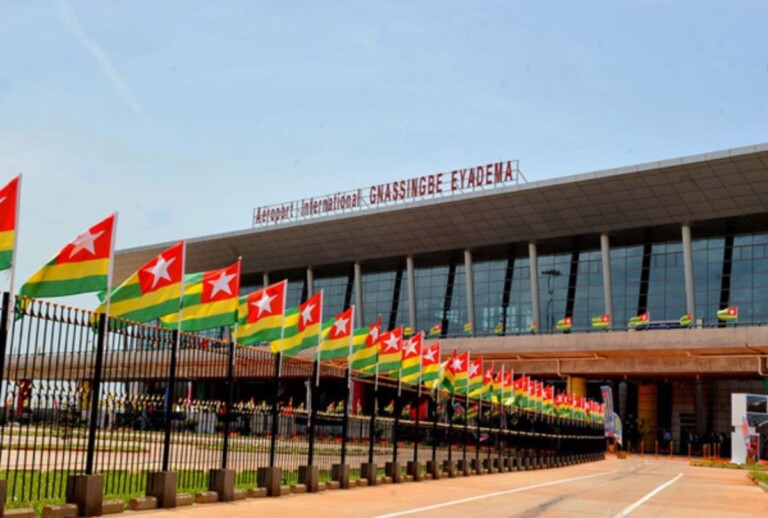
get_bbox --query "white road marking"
[373,470,618,518]
[613,473,683,517]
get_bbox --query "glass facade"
[537,253,570,333]
[572,250,604,331]
[730,233,768,323]
[413,265,450,333]
[473,260,506,334]
[314,275,350,319]
[610,245,643,328]
[264,230,768,336]
[693,237,725,325]
[361,270,397,328]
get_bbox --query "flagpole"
[103,212,118,320]
[6,174,21,327]
[315,289,323,387]
[277,280,287,377]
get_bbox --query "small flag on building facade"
[529,320,537,334]
[591,314,610,329]
[463,322,472,333]
[429,322,442,336]
[494,322,504,335]
[629,312,649,328]
[717,306,738,322]
[679,313,692,327]
[555,316,572,332]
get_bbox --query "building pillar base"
[208,469,235,502]
[257,467,282,497]
[331,464,350,489]
[146,471,177,509]
[66,474,103,517]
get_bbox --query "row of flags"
[0,175,599,423]
[554,307,740,332]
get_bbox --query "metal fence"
[0,293,604,512]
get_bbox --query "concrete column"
[637,384,658,452]
[263,273,270,289]
[354,262,364,327]
[406,256,417,332]
[464,250,475,335]
[567,376,587,397]
[528,243,541,330]
[306,267,315,297]
[682,223,696,321]
[600,233,614,324]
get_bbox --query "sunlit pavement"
[140,456,768,518]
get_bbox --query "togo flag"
[95,241,184,322]
[270,291,322,356]
[20,214,116,299]
[237,280,287,346]
[317,306,354,360]
[160,260,240,332]
[0,176,20,271]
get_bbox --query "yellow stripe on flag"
[107,282,182,317]
[0,230,14,252]
[25,258,109,284]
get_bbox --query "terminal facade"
[115,144,768,455]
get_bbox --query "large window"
[572,250,604,331]
[610,245,643,327]
[647,242,686,321]
[413,265,449,333]
[692,237,725,325]
[361,270,397,327]
[286,278,306,308]
[537,253,570,332]
[730,233,768,323]
[446,264,467,336]
[506,257,532,334]
[314,275,350,318]
[473,260,507,334]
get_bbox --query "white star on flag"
[208,271,236,298]
[383,334,399,352]
[469,363,480,377]
[451,356,464,371]
[145,255,176,289]
[423,347,436,363]
[404,340,418,357]
[251,290,276,317]
[369,326,379,343]
[301,303,316,325]
[69,229,105,258]
[333,316,349,336]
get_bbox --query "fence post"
[474,398,482,474]
[445,394,455,477]
[387,383,402,483]
[146,328,179,508]
[258,352,283,497]
[0,292,10,513]
[66,311,107,516]
[209,339,236,502]
[362,379,378,486]
[332,368,352,488]
[221,340,235,469]
[408,384,422,481]
[428,395,440,479]
[299,360,320,492]
[461,395,469,475]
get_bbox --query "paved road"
[141,457,768,517]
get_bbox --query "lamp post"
[541,269,561,332]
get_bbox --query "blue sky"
[1,0,767,293]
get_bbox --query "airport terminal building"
[115,144,768,452]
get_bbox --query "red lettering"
[494,162,503,183]
[436,173,444,193]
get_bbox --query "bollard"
[654,440,659,459]
[669,441,674,459]
[640,441,644,457]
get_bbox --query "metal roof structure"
[114,143,768,283]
